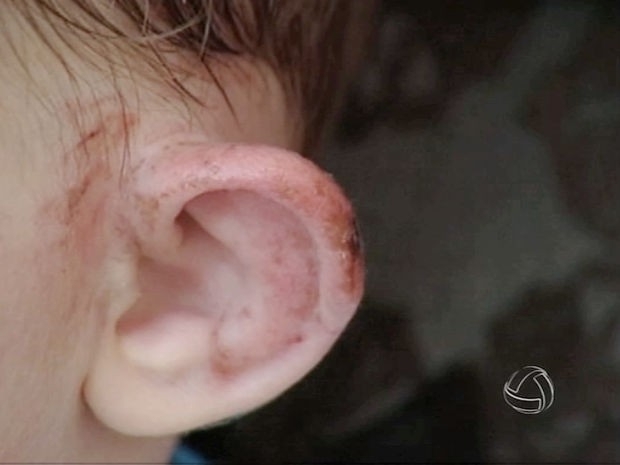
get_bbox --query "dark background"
[185,1,620,463]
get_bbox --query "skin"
[0,5,364,463]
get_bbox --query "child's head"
[0,1,370,461]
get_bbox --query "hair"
[4,0,376,155]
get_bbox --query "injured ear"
[83,142,364,437]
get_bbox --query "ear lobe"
[83,143,364,437]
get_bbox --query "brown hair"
[6,0,376,155]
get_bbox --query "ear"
[83,142,364,437]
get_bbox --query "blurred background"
[184,1,620,463]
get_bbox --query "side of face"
[0,8,364,462]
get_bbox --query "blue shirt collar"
[170,443,212,465]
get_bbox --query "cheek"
[0,164,113,384]
[0,190,109,448]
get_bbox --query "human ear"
[82,142,364,437]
